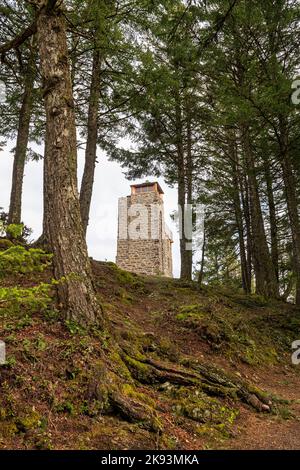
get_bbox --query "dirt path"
[126,289,300,450]
[92,264,300,449]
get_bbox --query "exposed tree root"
[83,355,162,432]
[109,391,162,432]
[191,362,272,412]
[82,328,273,435]
[120,351,272,413]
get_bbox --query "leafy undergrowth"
[0,253,300,450]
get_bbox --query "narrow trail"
[119,275,300,450]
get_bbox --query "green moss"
[195,421,234,440]
[0,246,52,275]
[33,434,53,450]
[123,355,155,383]
[276,405,295,420]
[0,422,18,437]
[0,239,14,251]
[116,287,134,303]
[79,366,112,416]
[157,338,179,362]
[108,263,145,290]
[173,297,293,366]
[0,407,7,421]
[108,351,133,381]
[227,293,269,308]
[166,387,239,430]
[160,435,177,450]
[15,411,43,432]
[80,399,109,417]
[176,304,206,322]
[121,383,155,407]
[55,401,75,415]
[195,423,214,437]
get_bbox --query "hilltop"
[1,257,300,450]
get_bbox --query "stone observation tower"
[116,182,173,277]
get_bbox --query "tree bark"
[241,125,278,298]
[80,47,101,236]
[184,104,193,278]
[279,119,300,305]
[239,171,252,291]
[35,0,103,326]
[175,89,192,280]
[230,133,251,293]
[8,47,35,226]
[198,227,206,286]
[178,159,191,280]
[39,133,51,248]
[263,155,279,281]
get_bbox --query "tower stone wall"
[116,183,173,277]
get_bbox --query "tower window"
[135,185,154,193]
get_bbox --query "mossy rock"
[171,388,238,426]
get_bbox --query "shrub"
[0,244,54,316]
[0,283,53,315]
[0,246,52,276]
[0,209,32,241]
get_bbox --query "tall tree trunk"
[35,0,102,326]
[8,46,35,225]
[230,133,251,293]
[198,227,206,286]
[175,90,191,280]
[33,133,51,249]
[185,104,193,278]
[263,155,279,281]
[241,125,278,298]
[279,119,300,305]
[178,160,191,280]
[40,133,51,247]
[80,47,101,236]
[239,171,252,291]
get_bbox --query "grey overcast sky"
[0,143,182,277]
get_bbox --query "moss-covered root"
[192,363,272,412]
[122,354,272,413]
[86,359,162,433]
[109,391,162,433]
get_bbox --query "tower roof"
[130,181,164,195]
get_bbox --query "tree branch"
[0,20,37,56]
[201,0,239,51]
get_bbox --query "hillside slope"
[0,260,300,450]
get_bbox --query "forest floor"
[1,259,300,450]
